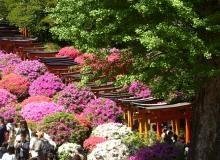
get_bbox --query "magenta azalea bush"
[0,105,19,122]
[14,60,47,81]
[0,74,30,99]
[83,136,106,152]
[42,112,90,146]
[56,47,80,59]
[29,73,64,97]
[0,89,17,108]
[21,102,64,122]
[130,143,182,160]
[83,98,123,126]
[128,81,151,98]
[55,84,95,113]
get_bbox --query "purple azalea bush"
[55,84,95,113]
[21,102,64,122]
[14,60,47,81]
[0,105,18,122]
[128,81,151,97]
[83,98,123,126]
[29,73,64,97]
[0,89,17,107]
[130,143,182,160]
[0,52,22,75]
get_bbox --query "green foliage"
[122,131,157,155]
[50,0,220,99]
[43,112,75,124]
[4,0,57,39]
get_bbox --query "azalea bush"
[75,114,92,129]
[130,143,184,160]
[88,139,130,160]
[128,81,151,98]
[55,83,95,113]
[21,95,52,107]
[14,60,47,81]
[0,105,20,122]
[0,74,30,99]
[21,102,64,122]
[42,112,90,146]
[29,73,64,97]
[0,89,17,108]
[91,123,132,140]
[58,143,85,160]
[0,52,22,76]
[56,47,81,59]
[83,98,123,126]
[74,53,96,64]
[83,136,106,153]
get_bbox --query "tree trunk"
[189,77,220,160]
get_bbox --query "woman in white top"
[1,145,16,160]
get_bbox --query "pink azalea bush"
[83,136,106,152]
[0,89,17,108]
[14,60,47,81]
[21,96,52,107]
[55,84,95,113]
[75,114,92,129]
[128,81,151,98]
[83,98,123,126]
[42,112,90,145]
[107,52,121,63]
[0,74,30,99]
[56,47,80,59]
[74,53,96,64]
[21,102,64,122]
[29,73,64,97]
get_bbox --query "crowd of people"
[0,117,55,160]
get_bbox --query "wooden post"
[175,119,180,136]
[185,113,190,144]
[171,120,175,133]
[156,122,162,140]
[144,119,149,139]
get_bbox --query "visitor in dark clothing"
[0,117,7,147]
[15,132,30,160]
[0,142,8,158]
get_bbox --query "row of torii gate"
[0,21,191,144]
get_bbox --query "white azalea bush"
[91,123,132,140]
[87,139,130,160]
[58,143,85,160]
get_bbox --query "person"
[0,142,8,159]
[6,118,16,145]
[15,132,30,160]
[30,130,38,159]
[16,120,30,142]
[1,145,16,160]
[0,117,6,147]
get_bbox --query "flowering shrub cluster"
[0,105,18,122]
[14,60,47,81]
[21,102,64,122]
[55,84,95,113]
[130,143,182,160]
[58,143,85,160]
[128,81,151,97]
[74,53,96,64]
[0,53,22,75]
[21,95,52,107]
[56,47,80,59]
[83,98,123,126]
[0,89,17,107]
[42,112,90,146]
[88,139,130,160]
[0,74,30,99]
[83,136,106,153]
[29,73,64,97]
[107,52,121,63]
[91,123,132,140]
[74,114,92,128]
